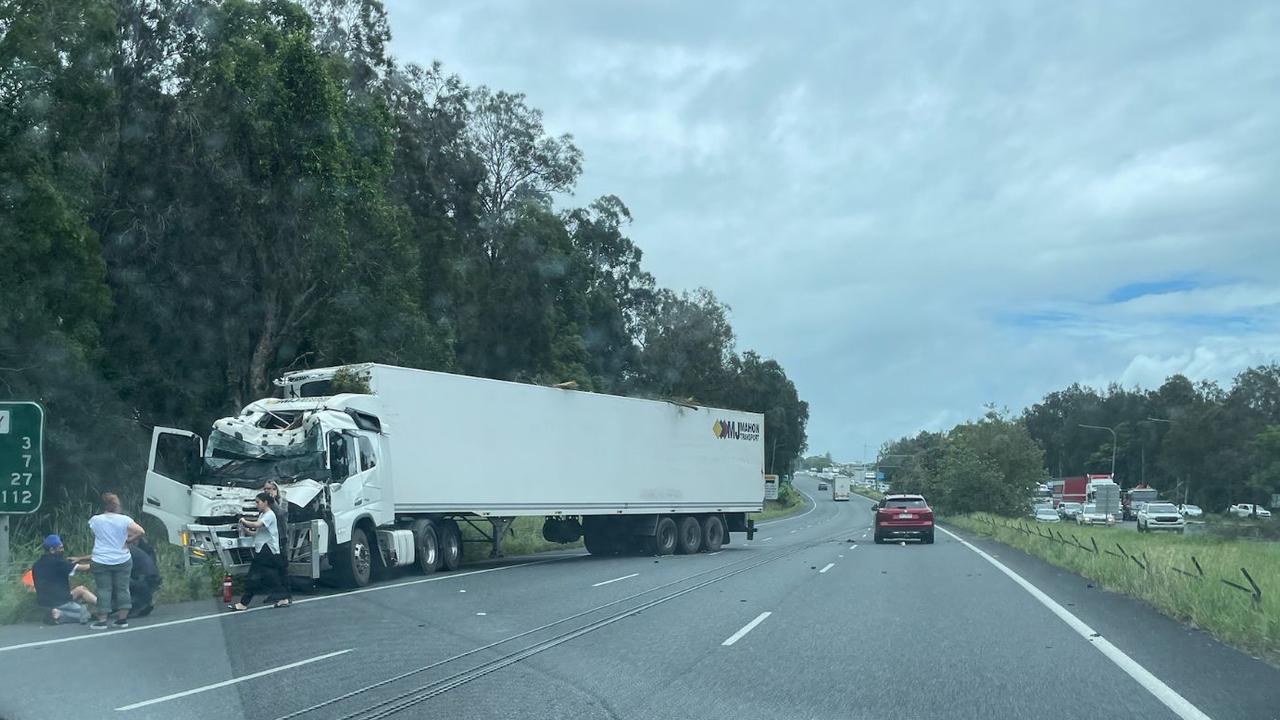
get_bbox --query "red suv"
[873,494,934,544]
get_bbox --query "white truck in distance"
[143,364,766,587]
[831,476,850,501]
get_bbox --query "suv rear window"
[885,498,927,508]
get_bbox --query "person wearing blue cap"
[30,534,97,625]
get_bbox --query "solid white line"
[936,526,1212,720]
[115,649,352,711]
[759,537,773,542]
[819,562,835,574]
[849,545,857,550]
[591,573,639,587]
[722,611,772,646]
[0,556,570,654]
[706,551,722,556]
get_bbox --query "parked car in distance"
[1034,507,1061,523]
[1137,502,1186,533]
[1178,504,1203,518]
[1228,503,1272,519]
[873,494,934,544]
[1058,502,1083,520]
[1076,503,1115,526]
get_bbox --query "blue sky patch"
[1105,278,1200,303]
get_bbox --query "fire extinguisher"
[221,573,233,603]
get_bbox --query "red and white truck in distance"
[142,363,766,587]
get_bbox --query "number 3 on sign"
[0,410,9,434]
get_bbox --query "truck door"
[144,427,203,545]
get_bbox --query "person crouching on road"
[227,493,288,610]
[88,492,145,630]
[31,534,97,625]
[127,536,161,618]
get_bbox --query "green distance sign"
[0,402,44,514]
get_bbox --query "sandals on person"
[273,600,291,608]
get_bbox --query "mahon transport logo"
[712,418,761,442]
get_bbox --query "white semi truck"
[142,364,766,587]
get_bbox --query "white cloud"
[382,0,1280,458]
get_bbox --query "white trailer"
[831,476,850,501]
[1087,480,1122,521]
[143,364,765,587]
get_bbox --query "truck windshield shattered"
[201,424,326,487]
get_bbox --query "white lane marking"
[838,555,844,558]
[706,551,722,556]
[849,545,857,550]
[937,526,1212,720]
[0,556,570,654]
[721,612,772,646]
[115,649,351,711]
[759,537,773,542]
[789,530,797,534]
[591,573,639,587]
[476,612,487,616]
[819,563,835,574]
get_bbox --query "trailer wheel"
[701,515,724,552]
[439,520,462,571]
[653,517,677,555]
[676,516,702,554]
[412,519,440,574]
[334,527,373,588]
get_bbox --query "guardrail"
[983,516,1263,606]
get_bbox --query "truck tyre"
[676,516,702,554]
[653,517,678,555]
[701,515,724,552]
[412,519,440,574]
[334,527,374,588]
[439,520,463,571]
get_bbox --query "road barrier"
[982,516,1263,607]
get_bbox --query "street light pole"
[1078,424,1117,479]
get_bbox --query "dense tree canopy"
[0,0,808,511]
[882,366,1280,514]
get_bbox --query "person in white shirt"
[87,493,145,629]
[226,493,289,610]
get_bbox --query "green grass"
[459,516,582,562]
[751,483,808,522]
[852,486,883,502]
[948,512,1280,666]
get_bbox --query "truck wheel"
[439,520,462,571]
[676,516,702,554]
[412,520,440,574]
[334,527,373,588]
[701,515,724,552]
[652,517,677,555]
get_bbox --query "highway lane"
[0,477,1276,719]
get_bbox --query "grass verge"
[751,483,808,522]
[459,516,582,562]
[949,512,1280,666]
[852,486,883,502]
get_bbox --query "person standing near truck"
[262,481,292,605]
[88,493,145,629]
[226,493,288,610]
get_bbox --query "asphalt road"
[1,477,1276,720]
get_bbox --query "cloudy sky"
[383,0,1280,461]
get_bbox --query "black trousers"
[240,547,285,605]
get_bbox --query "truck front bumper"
[182,524,255,573]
